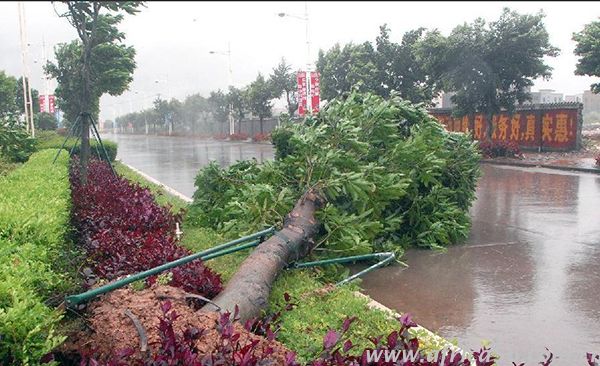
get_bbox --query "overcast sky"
[1,1,599,121]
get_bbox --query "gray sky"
[1,1,599,121]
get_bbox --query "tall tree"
[316,42,377,101]
[50,1,142,183]
[573,20,600,93]
[269,58,298,117]
[246,73,275,134]
[440,8,559,138]
[316,25,443,105]
[227,86,247,133]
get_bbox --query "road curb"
[480,159,600,175]
[117,160,193,203]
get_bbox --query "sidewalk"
[482,151,600,174]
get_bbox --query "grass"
[114,161,456,362]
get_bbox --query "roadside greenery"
[0,150,75,365]
[115,161,456,363]
[35,130,117,162]
[188,90,481,258]
[0,124,36,163]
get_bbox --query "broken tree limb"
[201,189,325,322]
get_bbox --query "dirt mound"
[61,284,291,364]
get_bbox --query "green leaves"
[573,20,600,93]
[190,90,480,258]
[0,150,74,365]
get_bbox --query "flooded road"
[359,164,600,364]
[102,133,274,197]
[104,133,600,364]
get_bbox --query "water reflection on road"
[359,165,600,364]
[104,134,600,364]
[102,133,274,197]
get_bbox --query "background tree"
[246,73,275,134]
[208,89,229,129]
[227,86,247,134]
[0,71,18,122]
[152,96,180,134]
[374,25,442,104]
[439,8,559,138]
[183,93,210,134]
[34,112,58,130]
[269,58,298,117]
[316,25,443,105]
[50,1,142,183]
[573,19,600,93]
[316,42,377,101]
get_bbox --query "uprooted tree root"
[58,284,292,364]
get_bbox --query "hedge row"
[0,149,74,365]
[35,130,117,162]
[70,158,223,298]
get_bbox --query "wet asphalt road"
[103,133,600,364]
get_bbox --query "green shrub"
[34,130,117,162]
[0,125,36,163]
[0,149,74,365]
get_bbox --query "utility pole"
[17,2,35,136]
[304,1,311,115]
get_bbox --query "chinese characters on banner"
[429,107,580,151]
[38,95,56,113]
[297,71,307,116]
[310,71,320,114]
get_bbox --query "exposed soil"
[60,284,291,364]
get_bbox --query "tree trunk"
[260,118,264,135]
[201,189,324,322]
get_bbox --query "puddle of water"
[358,164,600,364]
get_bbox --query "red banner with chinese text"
[429,106,580,151]
[38,95,46,113]
[48,95,56,113]
[297,71,307,116]
[310,71,320,114]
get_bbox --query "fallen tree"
[193,90,481,321]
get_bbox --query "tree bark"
[201,189,324,322]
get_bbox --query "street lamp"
[278,2,312,113]
[209,42,235,136]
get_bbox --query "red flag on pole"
[310,72,320,114]
[38,95,46,113]
[297,71,307,116]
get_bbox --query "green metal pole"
[202,239,261,261]
[65,227,274,306]
[290,252,392,269]
[336,253,395,286]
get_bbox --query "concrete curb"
[353,291,466,355]
[481,159,600,175]
[117,160,193,203]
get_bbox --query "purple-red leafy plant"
[70,158,222,298]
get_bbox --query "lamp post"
[209,43,235,136]
[278,2,311,114]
